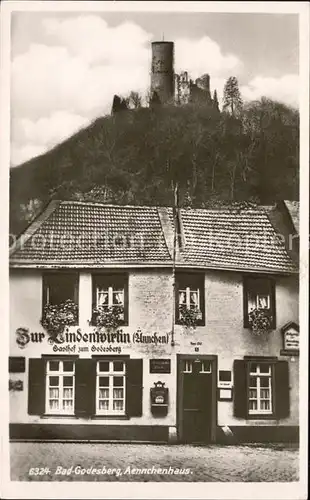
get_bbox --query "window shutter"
[126,358,143,417]
[28,358,46,415]
[75,359,96,417]
[270,279,276,329]
[233,360,247,418]
[275,360,290,419]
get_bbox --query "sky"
[10,10,299,167]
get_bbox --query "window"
[45,360,75,414]
[96,360,126,415]
[248,362,272,415]
[176,273,205,325]
[243,277,276,328]
[92,274,128,325]
[182,359,211,374]
[28,357,143,419]
[182,360,192,373]
[199,360,212,373]
[43,273,78,306]
[233,358,290,420]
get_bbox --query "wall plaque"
[9,357,25,373]
[280,322,299,356]
[149,359,171,374]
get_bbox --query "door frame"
[177,354,218,443]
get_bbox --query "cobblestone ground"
[10,442,298,482]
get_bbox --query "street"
[10,442,298,482]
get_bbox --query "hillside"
[10,98,299,235]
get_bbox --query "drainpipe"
[171,181,178,347]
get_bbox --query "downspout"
[171,181,178,347]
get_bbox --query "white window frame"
[96,360,126,416]
[248,363,273,415]
[96,286,124,308]
[256,294,270,310]
[183,360,192,373]
[96,283,125,322]
[247,280,272,315]
[45,360,75,415]
[178,286,203,323]
[199,360,212,373]
[179,286,200,309]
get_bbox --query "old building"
[150,40,218,107]
[9,201,299,443]
[174,71,216,106]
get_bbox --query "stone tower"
[151,41,174,104]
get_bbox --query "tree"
[127,91,142,109]
[242,97,299,201]
[212,90,220,112]
[223,77,243,116]
[19,198,43,223]
[9,95,299,234]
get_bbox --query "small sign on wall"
[149,359,171,374]
[218,370,233,401]
[218,370,232,388]
[9,357,25,373]
[217,387,233,401]
[280,322,299,356]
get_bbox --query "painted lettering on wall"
[133,329,169,345]
[15,327,170,349]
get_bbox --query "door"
[179,357,214,443]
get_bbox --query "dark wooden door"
[181,359,213,443]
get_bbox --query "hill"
[10,98,299,235]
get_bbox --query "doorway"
[177,355,217,444]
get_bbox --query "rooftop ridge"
[59,200,164,210]
[59,200,267,213]
[9,199,298,274]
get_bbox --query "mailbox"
[150,381,168,416]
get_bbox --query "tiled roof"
[10,201,297,273]
[174,207,297,273]
[283,200,299,234]
[10,202,172,266]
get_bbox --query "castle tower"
[151,41,174,104]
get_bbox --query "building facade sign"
[15,327,170,350]
[280,322,299,355]
[149,359,171,373]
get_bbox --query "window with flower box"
[92,274,128,325]
[43,272,79,307]
[176,273,205,326]
[42,272,79,328]
[243,276,276,329]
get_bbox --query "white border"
[1,2,309,499]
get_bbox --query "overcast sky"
[11,11,299,167]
